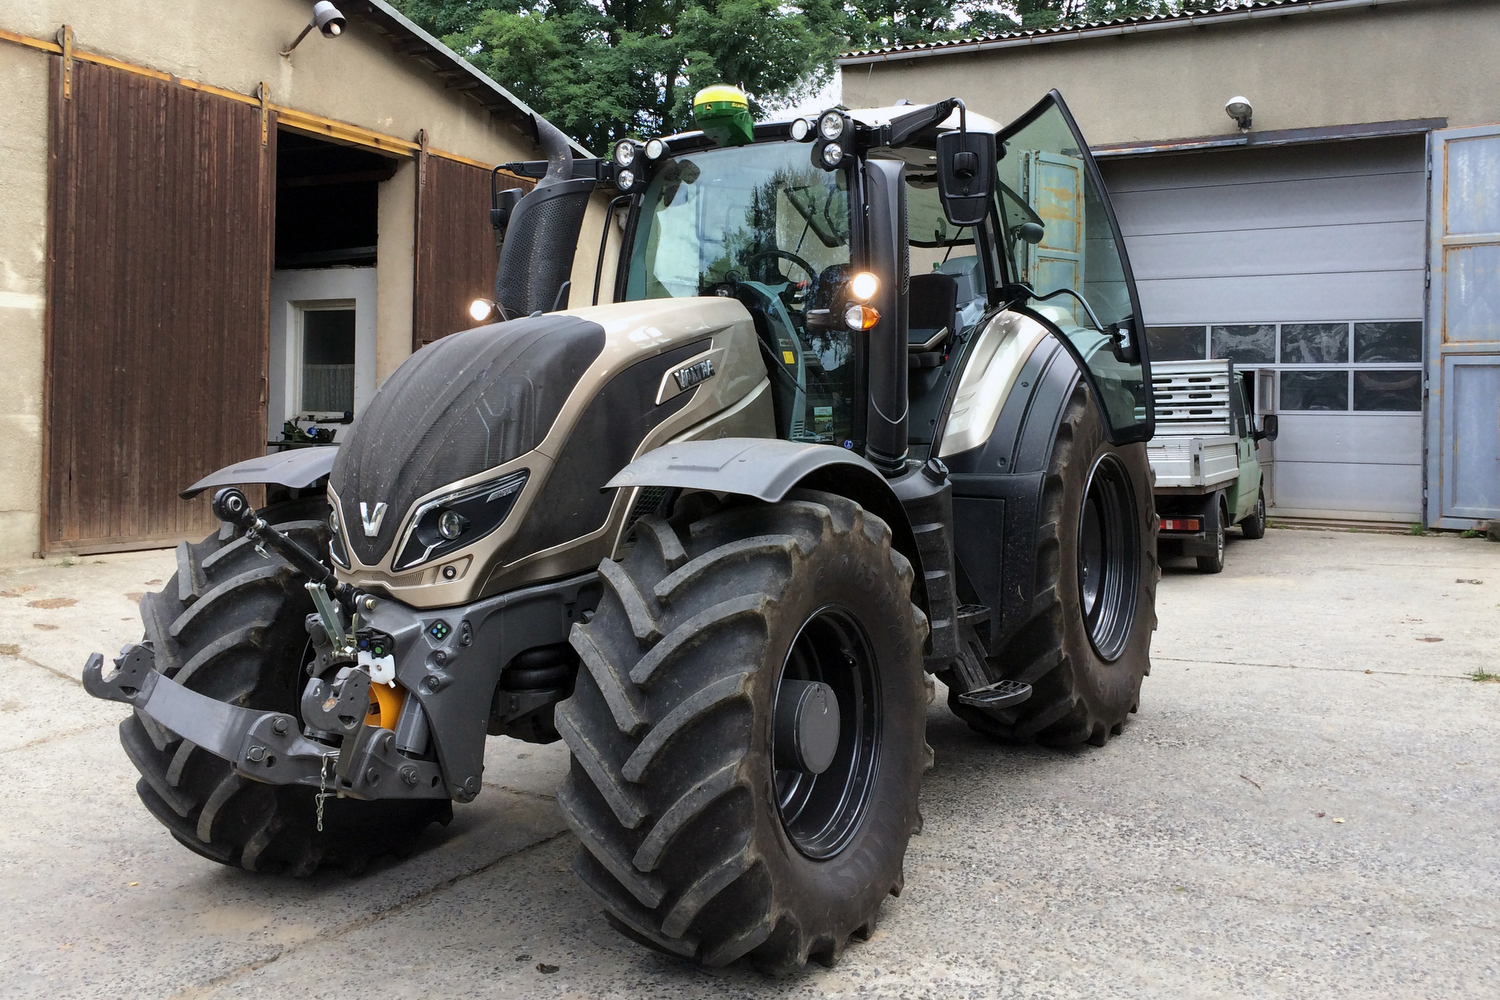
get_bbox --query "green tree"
[394,0,843,152]
[392,1,1197,150]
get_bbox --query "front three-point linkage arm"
[211,487,358,611]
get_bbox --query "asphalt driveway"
[2,525,1496,998]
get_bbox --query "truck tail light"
[1159,517,1201,532]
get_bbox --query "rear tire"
[120,496,451,875]
[1240,487,1267,540]
[558,491,927,969]
[1197,496,1227,573]
[950,383,1157,747]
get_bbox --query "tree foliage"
[391,1,1197,150]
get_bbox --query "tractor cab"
[495,87,1154,473]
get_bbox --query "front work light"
[818,111,846,141]
[790,118,813,142]
[821,142,844,168]
[644,138,666,160]
[615,168,636,191]
[469,298,495,323]
[613,140,637,168]
[848,271,878,302]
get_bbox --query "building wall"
[841,0,1500,144]
[0,2,604,561]
[0,45,48,560]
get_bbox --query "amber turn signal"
[844,304,880,331]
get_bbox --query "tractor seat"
[908,272,959,369]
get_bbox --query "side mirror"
[937,129,996,227]
[1012,222,1045,245]
[1256,414,1279,443]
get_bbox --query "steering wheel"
[746,249,819,286]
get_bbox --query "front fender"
[606,438,885,503]
[179,446,338,500]
[609,438,931,631]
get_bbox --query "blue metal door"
[1427,125,1500,528]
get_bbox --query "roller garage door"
[1101,137,1428,522]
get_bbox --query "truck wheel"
[952,383,1157,747]
[1240,488,1267,540]
[1197,496,1227,573]
[558,491,927,970]
[120,496,451,875]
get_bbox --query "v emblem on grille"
[359,502,388,537]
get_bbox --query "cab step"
[956,679,1033,713]
[956,603,990,627]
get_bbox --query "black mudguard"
[941,336,1083,650]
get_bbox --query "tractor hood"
[329,315,606,568]
[327,297,774,608]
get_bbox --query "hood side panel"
[330,315,605,565]
[504,339,710,560]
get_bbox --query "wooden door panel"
[46,60,272,551]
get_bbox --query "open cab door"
[995,91,1154,443]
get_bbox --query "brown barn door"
[412,143,533,350]
[45,61,274,552]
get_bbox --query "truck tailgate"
[1148,435,1239,489]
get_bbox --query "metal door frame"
[1425,123,1500,529]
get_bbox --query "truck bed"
[1149,360,1239,492]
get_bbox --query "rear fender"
[606,439,928,618]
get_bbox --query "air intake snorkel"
[491,115,595,320]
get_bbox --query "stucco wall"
[0,45,48,559]
[841,0,1500,145]
[0,2,606,562]
[0,0,539,166]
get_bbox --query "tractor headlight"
[613,140,637,168]
[818,111,846,141]
[644,138,666,160]
[820,142,843,168]
[328,507,350,567]
[615,168,636,191]
[392,470,529,572]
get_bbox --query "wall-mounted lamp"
[1225,96,1253,131]
[282,2,347,57]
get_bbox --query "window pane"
[1211,324,1275,364]
[302,309,355,413]
[1280,323,1348,363]
[1354,322,1422,363]
[1146,326,1205,361]
[1279,370,1348,411]
[1353,370,1422,411]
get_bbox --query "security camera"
[1225,96,1253,130]
[313,2,347,38]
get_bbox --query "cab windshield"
[625,142,860,445]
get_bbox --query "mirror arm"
[1030,285,1106,332]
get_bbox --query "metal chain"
[315,751,338,832]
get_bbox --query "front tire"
[558,491,928,969]
[1240,487,1267,540]
[951,383,1157,747]
[120,496,452,874]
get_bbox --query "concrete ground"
[2,526,1497,999]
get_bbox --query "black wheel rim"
[1077,454,1139,661]
[773,605,879,860]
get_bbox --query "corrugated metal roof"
[838,0,1422,64]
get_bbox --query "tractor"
[86,86,1157,971]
